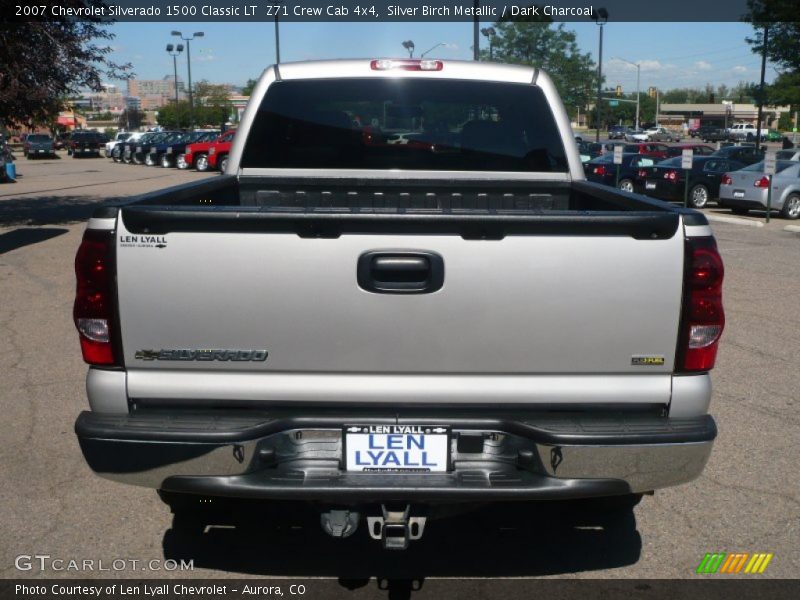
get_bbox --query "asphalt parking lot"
[0,155,798,591]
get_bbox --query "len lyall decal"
[696,552,774,574]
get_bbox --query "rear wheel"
[781,194,800,220]
[618,178,634,193]
[195,154,209,172]
[161,154,172,168]
[176,154,188,169]
[219,156,229,173]
[145,153,156,166]
[731,207,749,215]
[689,184,710,209]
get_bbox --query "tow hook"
[367,505,427,550]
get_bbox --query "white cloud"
[732,65,748,73]
[694,61,712,71]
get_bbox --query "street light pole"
[755,24,769,151]
[615,57,640,130]
[166,44,183,129]
[473,0,480,61]
[591,8,609,143]
[420,42,450,58]
[480,27,496,61]
[172,31,204,130]
[274,0,283,63]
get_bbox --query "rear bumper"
[76,409,716,502]
[718,195,767,209]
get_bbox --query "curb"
[783,225,800,233]
[705,214,764,228]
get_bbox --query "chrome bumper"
[76,410,715,500]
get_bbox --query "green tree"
[479,21,598,120]
[0,1,132,127]
[241,78,258,97]
[156,101,192,129]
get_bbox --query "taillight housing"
[720,174,732,185]
[677,237,725,372]
[754,176,770,188]
[593,165,606,176]
[370,59,443,71]
[664,170,678,181]
[74,229,119,366]
[638,169,648,179]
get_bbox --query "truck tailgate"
[115,209,685,405]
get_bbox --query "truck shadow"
[0,227,69,254]
[162,500,641,582]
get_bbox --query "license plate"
[344,425,449,473]
[646,182,656,190]
[733,190,745,198]
[38,149,44,153]
[136,146,142,152]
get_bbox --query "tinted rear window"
[241,78,568,172]
[28,135,51,142]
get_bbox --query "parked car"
[120,131,161,164]
[642,155,747,208]
[113,132,145,163]
[719,160,800,218]
[645,127,680,142]
[131,131,178,165]
[610,142,671,159]
[625,129,648,142]
[105,132,132,157]
[711,144,765,166]
[694,126,727,143]
[577,141,603,163]
[70,132,106,158]
[144,131,186,166]
[55,132,71,150]
[179,129,234,171]
[607,125,627,140]
[207,130,236,172]
[664,144,716,158]
[585,152,658,192]
[149,131,219,168]
[727,123,760,141]
[72,59,724,550]
[23,134,56,159]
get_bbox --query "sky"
[107,21,774,93]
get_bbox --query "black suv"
[70,132,107,158]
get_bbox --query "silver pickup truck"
[73,59,724,550]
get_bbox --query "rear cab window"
[241,78,568,173]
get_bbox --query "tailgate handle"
[357,251,444,294]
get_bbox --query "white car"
[645,127,680,142]
[626,129,649,142]
[106,132,132,158]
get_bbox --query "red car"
[606,142,670,159]
[179,130,235,171]
[207,130,236,172]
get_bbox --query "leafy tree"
[242,78,258,97]
[156,101,192,129]
[0,1,132,127]
[745,1,800,71]
[479,21,598,120]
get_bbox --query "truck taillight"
[74,229,119,366]
[720,174,732,185]
[754,176,770,188]
[677,237,725,372]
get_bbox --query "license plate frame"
[343,425,450,473]
[645,181,656,190]
[733,190,745,198]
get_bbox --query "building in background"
[126,76,185,109]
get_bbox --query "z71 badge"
[631,355,665,366]
[135,349,268,361]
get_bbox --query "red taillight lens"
[593,165,606,176]
[677,238,725,372]
[370,59,443,71]
[665,170,678,181]
[638,169,648,178]
[720,174,732,185]
[754,176,770,188]
[74,229,118,366]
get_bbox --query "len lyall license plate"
[344,425,449,473]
